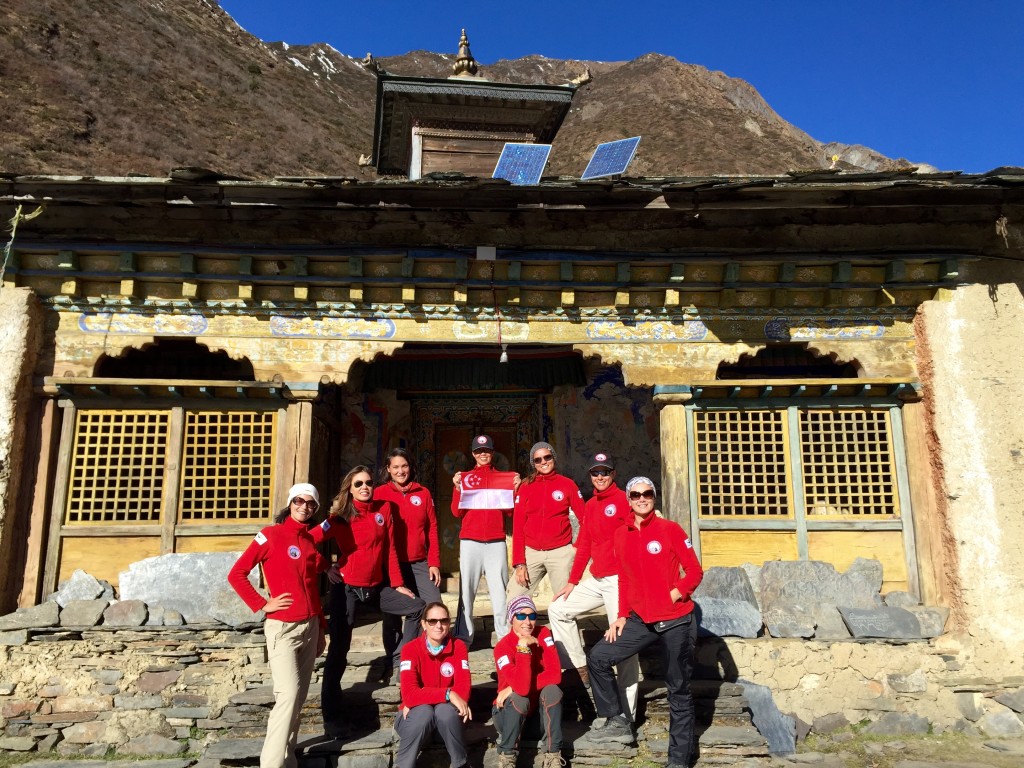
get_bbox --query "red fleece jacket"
[511,472,584,565]
[374,481,440,568]
[568,484,631,583]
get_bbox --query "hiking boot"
[497,752,517,768]
[587,713,633,744]
[576,665,591,688]
[541,752,566,768]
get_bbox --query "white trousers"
[546,575,639,720]
[262,617,318,768]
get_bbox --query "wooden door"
[434,425,517,575]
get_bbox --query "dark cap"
[588,451,614,471]
[471,434,494,452]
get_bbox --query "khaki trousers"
[507,543,575,601]
[262,617,318,768]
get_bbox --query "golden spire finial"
[452,28,479,77]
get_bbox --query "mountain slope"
[0,0,913,179]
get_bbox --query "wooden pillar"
[654,392,692,532]
[901,399,956,608]
[277,398,316,510]
[16,398,61,607]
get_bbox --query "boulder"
[694,566,759,604]
[906,606,949,637]
[119,734,186,756]
[863,712,930,736]
[48,570,105,607]
[739,679,795,756]
[59,599,108,627]
[0,601,60,630]
[838,607,922,639]
[103,600,148,627]
[977,708,1024,739]
[696,597,762,638]
[995,687,1024,714]
[119,552,259,625]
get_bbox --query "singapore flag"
[460,471,517,509]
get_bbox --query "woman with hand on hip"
[507,441,584,601]
[395,601,472,768]
[228,483,327,768]
[492,595,564,768]
[586,476,704,768]
[312,466,425,739]
[375,449,442,670]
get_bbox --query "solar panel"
[581,136,641,180]
[493,143,552,186]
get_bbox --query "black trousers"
[588,612,698,766]
[321,581,424,726]
[382,560,441,668]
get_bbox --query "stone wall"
[0,287,44,613]
[919,259,1024,680]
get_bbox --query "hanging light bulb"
[499,343,509,364]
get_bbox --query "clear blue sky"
[219,0,1023,173]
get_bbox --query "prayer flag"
[460,470,516,509]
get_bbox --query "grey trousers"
[454,539,510,643]
[492,684,563,755]
[394,702,467,768]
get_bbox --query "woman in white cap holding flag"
[228,482,330,768]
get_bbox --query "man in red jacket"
[586,476,704,768]
[547,452,638,719]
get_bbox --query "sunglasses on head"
[292,498,319,509]
[590,469,612,477]
[514,612,538,621]
[424,617,450,626]
[532,454,554,464]
[629,489,656,500]
[352,479,372,489]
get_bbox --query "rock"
[59,599,108,627]
[812,712,850,734]
[739,678,795,755]
[103,600,148,627]
[36,732,61,753]
[695,597,762,638]
[956,692,985,721]
[1,699,39,718]
[49,570,106,606]
[0,736,36,751]
[838,607,922,639]
[694,566,759,604]
[995,687,1024,714]
[119,552,259,625]
[862,712,930,736]
[977,708,1024,738]
[203,737,263,760]
[0,629,31,645]
[113,694,164,710]
[136,671,181,694]
[61,721,108,743]
[844,557,884,594]
[887,670,928,694]
[763,604,815,639]
[145,607,166,626]
[906,606,949,637]
[791,714,811,743]
[228,686,275,706]
[119,734,187,756]
[883,590,918,608]
[0,602,60,630]
[90,669,123,685]
[52,695,112,713]
[163,610,185,626]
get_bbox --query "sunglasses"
[424,617,451,626]
[514,612,538,621]
[292,498,319,509]
[352,479,373,489]
[532,454,554,465]
[590,469,612,477]
[629,489,656,500]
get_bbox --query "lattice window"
[800,409,899,516]
[65,410,169,525]
[179,410,276,522]
[694,410,792,516]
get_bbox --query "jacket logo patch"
[604,504,617,517]
[320,520,331,531]
[497,654,510,669]
[552,490,565,501]
[287,545,301,560]
[544,636,554,647]
[410,496,423,506]
[461,659,470,670]
[400,660,412,672]
[440,662,455,677]
[254,532,268,545]
[374,513,385,526]
[577,490,583,498]
[685,537,693,549]
[646,540,663,555]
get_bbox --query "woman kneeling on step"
[395,601,472,768]
[492,595,564,768]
